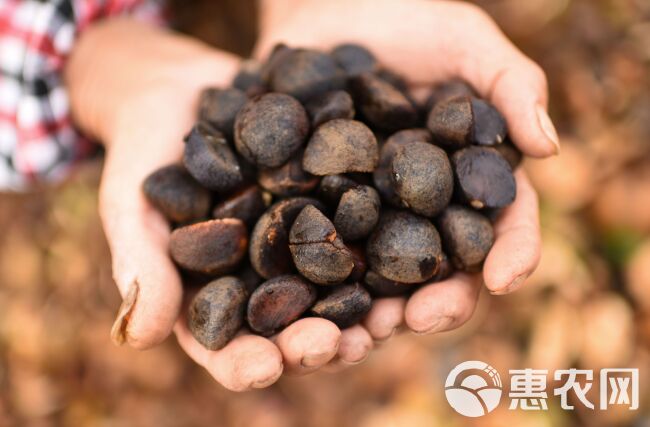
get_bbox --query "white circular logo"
[445,361,503,417]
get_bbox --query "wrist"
[65,18,240,146]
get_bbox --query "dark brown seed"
[170,219,247,275]
[431,252,454,282]
[427,97,473,149]
[330,43,378,76]
[234,93,309,168]
[247,275,317,336]
[305,90,355,128]
[494,138,523,170]
[452,146,516,209]
[471,98,507,146]
[317,174,359,205]
[143,164,211,224]
[437,205,495,272]
[350,72,418,132]
[249,197,325,279]
[425,80,476,111]
[303,119,378,175]
[212,186,271,228]
[310,283,372,329]
[391,141,453,217]
[373,128,432,206]
[289,205,354,285]
[348,244,367,282]
[366,210,443,283]
[260,43,293,83]
[239,262,264,294]
[364,270,413,297]
[197,88,248,137]
[334,185,381,241]
[188,277,248,350]
[183,123,243,192]
[268,48,346,102]
[257,151,320,197]
[232,59,266,97]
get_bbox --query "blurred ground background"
[1,0,650,426]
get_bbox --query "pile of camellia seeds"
[142,43,521,350]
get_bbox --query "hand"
[254,0,554,366]
[65,19,354,391]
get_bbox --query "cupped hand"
[254,0,554,368]
[66,19,355,391]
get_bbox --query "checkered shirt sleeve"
[0,0,165,191]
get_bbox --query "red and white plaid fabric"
[0,0,164,190]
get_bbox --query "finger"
[101,126,185,350]
[254,1,559,158]
[363,297,406,341]
[404,273,481,334]
[335,324,374,365]
[437,5,559,157]
[174,322,283,392]
[272,318,341,375]
[483,169,541,295]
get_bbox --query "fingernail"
[251,366,283,389]
[110,280,139,346]
[300,350,335,368]
[414,315,453,335]
[341,347,371,365]
[535,103,560,155]
[491,273,527,296]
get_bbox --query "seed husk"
[183,123,243,192]
[348,244,368,282]
[425,80,476,111]
[310,283,372,329]
[471,98,507,146]
[289,205,354,285]
[494,138,523,170]
[305,90,355,128]
[391,141,453,217]
[363,270,413,297]
[143,164,211,224]
[317,174,359,205]
[188,277,248,350]
[350,72,418,131]
[232,59,266,97]
[373,128,433,206]
[366,210,443,283]
[239,262,264,294]
[170,219,247,275]
[330,43,378,76]
[268,48,347,102]
[427,96,508,148]
[197,88,248,137]
[437,205,495,272]
[260,43,293,83]
[303,119,378,175]
[247,275,317,336]
[427,96,473,149]
[249,197,325,279]
[334,185,381,241]
[257,150,320,197]
[431,252,454,282]
[212,186,270,228]
[234,93,309,168]
[452,146,516,209]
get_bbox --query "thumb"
[100,134,184,350]
[447,5,560,157]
